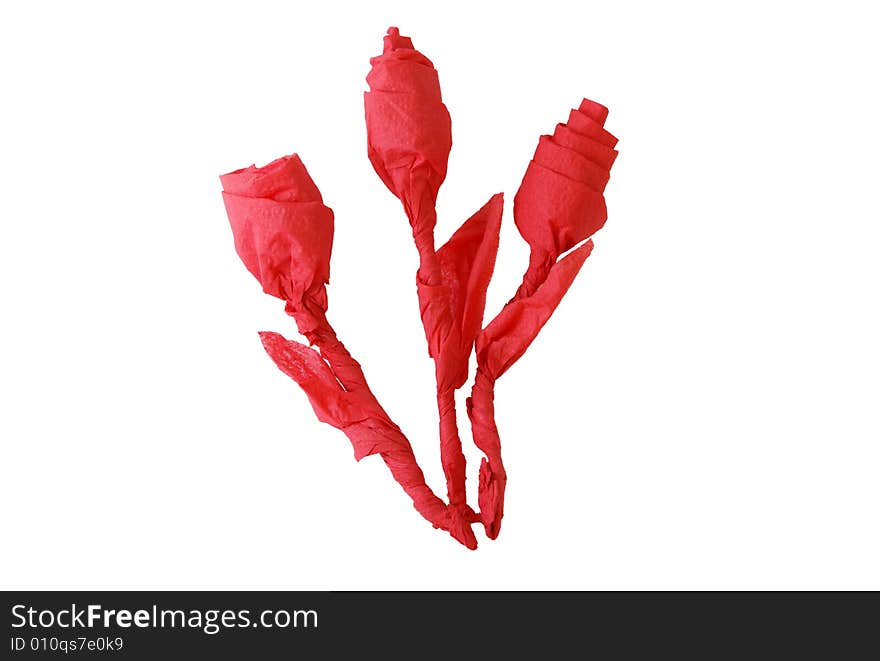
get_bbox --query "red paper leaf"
[259,332,410,462]
[476,240,594,379]
[427,193,503,389]
[452,193,504,356]
[259,331,355,427]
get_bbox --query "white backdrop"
[2,1,878,589]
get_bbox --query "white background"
[2,1,878,589]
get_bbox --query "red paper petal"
[552,124,618,171]
[514,161,606,256]
[367,58,442,100]
[366,49,443,100]
[220,154,322,203]
[567,108,618,148]
[578,98,609,125]
[534,135,610,193]
[373,26,433,67]
[364,90,451,201]
[364,28,451,205]
[476,240,594,379]
[222,194,333,303]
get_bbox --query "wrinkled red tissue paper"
[220,26,617,548]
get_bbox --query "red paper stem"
[466,367,505,538]
[468,249,555,537]
[438,387,477,523]
[407,190,475,537]
[291,301,477,549]
[513,249,554,302]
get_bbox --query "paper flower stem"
[466,261,542,538]
[466,367,505,538]
[468,247,577,537]
[512,250,555,302]
[290,302,477,549]
[438,387,476,520]
[406,190,476,534]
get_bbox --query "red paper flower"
[221,152,469,546]
[514,99,618,259]
[220,154,333,310]
[463,99,619,538]
[220,28,619,550]
[364,27,452,211]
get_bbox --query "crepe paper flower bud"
[419,194,503,391]
[364,27,452,211]
[220,154,334,309]
[514,98,618,259]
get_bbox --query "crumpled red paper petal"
[221,155,333,307]
[364,27,451,206]
[514,100,617,259]
[552,124,618,171]
[220,154,324,202]
[567,106,618,148]
[514,163,606,258]
[535,135,610,191]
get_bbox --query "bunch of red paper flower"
[220,27,618,548]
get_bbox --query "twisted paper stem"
[468,245,589,537]
[406,187,476,538]
[282,298,477,549]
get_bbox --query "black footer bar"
[4,591,878,658]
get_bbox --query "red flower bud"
[220,154,333,308]
[364,27,452,207]
[514,98,618,258]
